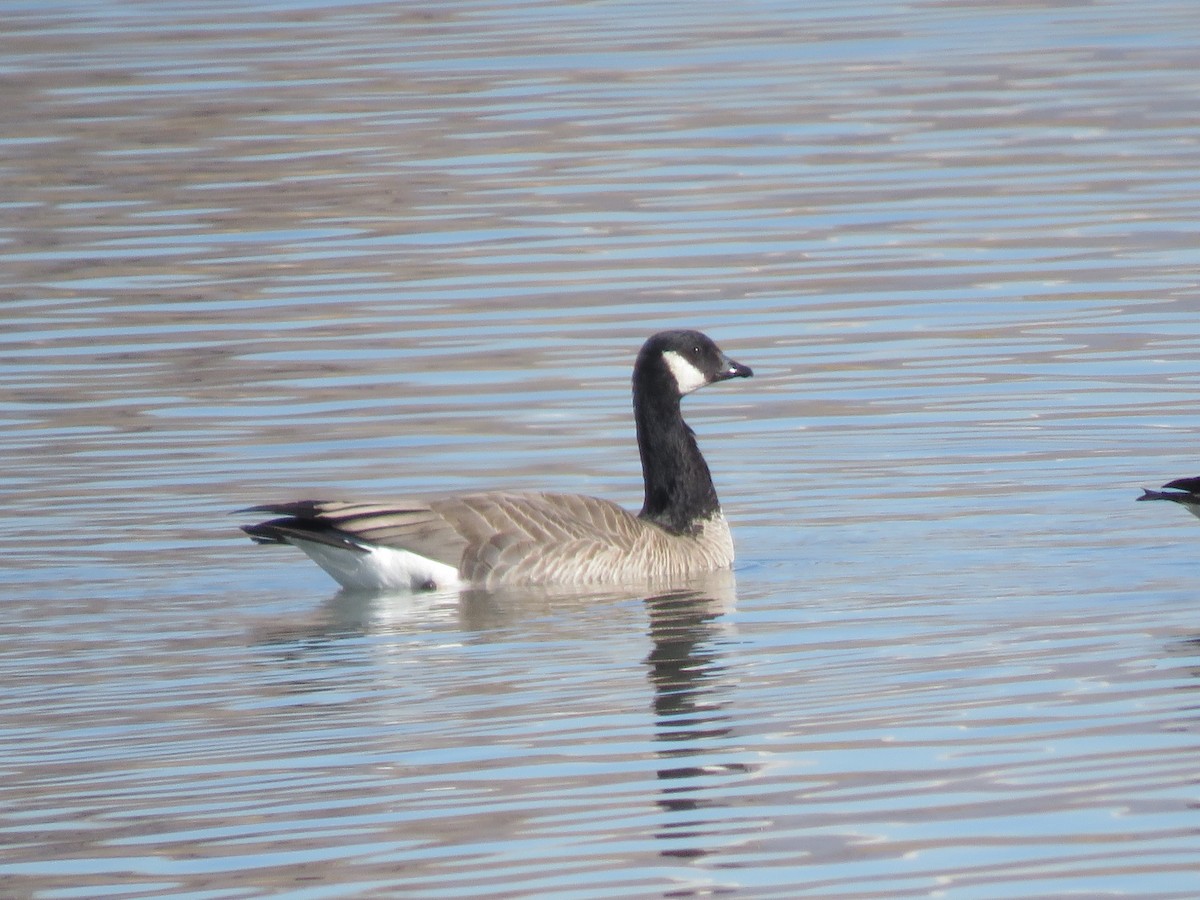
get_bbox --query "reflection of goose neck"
[645,575,737,722]
[646,577,748,858]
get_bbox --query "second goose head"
[633,330,752,534]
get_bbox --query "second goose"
[241,329,752,591]
[1137,477,1200,519]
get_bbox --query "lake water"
[3,0,1200,897]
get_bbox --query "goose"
[1137,477,1200,519]
[241,330,753,592]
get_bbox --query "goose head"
[636,330,753,397]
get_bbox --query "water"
[3,0,1200,896]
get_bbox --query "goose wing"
[241,498,470,569]
[428,491,654,583]
[241,491,653,582]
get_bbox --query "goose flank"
[241,330,752,592]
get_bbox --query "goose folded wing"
[241,499,469,569]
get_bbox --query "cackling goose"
[241,330,753,592]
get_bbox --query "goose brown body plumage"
[241,330,752,592]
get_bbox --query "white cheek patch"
[663,350,709,394]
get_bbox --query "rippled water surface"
[4,1,1200,897]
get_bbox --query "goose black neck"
[634,367,721,535]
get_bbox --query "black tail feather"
[1161,476,1200,494]
[1138,485,1200,505]
[239,518,370,553]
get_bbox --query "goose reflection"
[247,575,752,868]
[644,570,751,861]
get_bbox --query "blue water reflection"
[3,0,1200,896]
